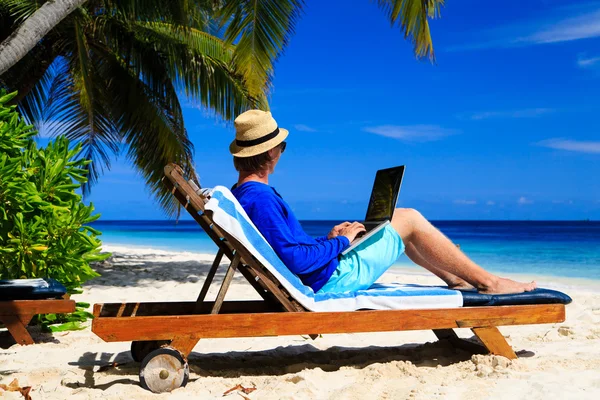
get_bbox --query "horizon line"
[91,218,599,223]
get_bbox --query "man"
[230,110,536,295]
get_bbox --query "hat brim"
[229,128,289,157]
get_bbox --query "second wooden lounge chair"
[0,278,76,346]
[91,164,571,393]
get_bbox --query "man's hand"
[337,222,366,243]
[327,222,351,239]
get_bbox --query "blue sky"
[79,0,599,220]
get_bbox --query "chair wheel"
[131,340,171,362]
[139,347,189,393]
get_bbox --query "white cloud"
[518,197,534,205]
[294,124,317,132]
[577,55,600,68]
[537,138,600,154]
[486,201,496,206]
[363,125,458,142]
[465,108,554,120]
[517,9,600,45]
[448,7,600,51]
[552,200,574,204]
[454,200,477,205]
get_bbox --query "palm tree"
[0,0,444,214]
[0,0,261,213]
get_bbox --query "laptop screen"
[364,166,405,222]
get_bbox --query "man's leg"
[404,242,473,290]
[391,208,536,294]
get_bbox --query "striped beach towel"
[204,186,463,312]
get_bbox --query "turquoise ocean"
[92,220,600,282]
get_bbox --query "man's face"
[268,142,286,173]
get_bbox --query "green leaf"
[47,321,87,332]
[44,313,57,322]
[0,91,18,104]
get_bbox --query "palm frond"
[375,0,444,60]
[133,21,260,117]
[98,0,213,29]
[0,0,41,24]
[17,56,67,129]
[219,0,305,102]
[0,39,56,105]
[18,53,120,192]
[89,41,195,215]
[136,21,234,63]
[93,16,258,120]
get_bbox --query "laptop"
[340,165,405,256]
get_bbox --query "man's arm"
[315,222,353,243]
[250,196,350,275]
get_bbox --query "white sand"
[1,245,599,399]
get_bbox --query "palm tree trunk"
[0,0,87,75]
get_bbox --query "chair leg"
[211,254,241,314]
[471,326,517,360]
[196,249,224,303]
[432,329,487,355]
[18,313,34,326]
[2,316,34,345]
[433,328,458,341]
[170,335,201,357]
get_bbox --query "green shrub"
[0,90,109,329]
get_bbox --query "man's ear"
[267,148,277,158]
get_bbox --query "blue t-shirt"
[232,181,350,292]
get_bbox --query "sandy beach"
[1,245,599,400]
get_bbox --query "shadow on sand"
[0,326,60,349]
[63,338,504,390]
[84,252,246,290]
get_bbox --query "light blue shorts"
[318,224,405,294]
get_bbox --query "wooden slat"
[92,304,565,342]
[196,249,224,303]
[94,300,281,318]
[471,326,518,359]
[0,299,76,316]
[211,255,241,314]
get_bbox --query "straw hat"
[229,110,289,157]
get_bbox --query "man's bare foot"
[479,277,537,295]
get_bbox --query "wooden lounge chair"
[91,164,569,393]
[0,279,76,345]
